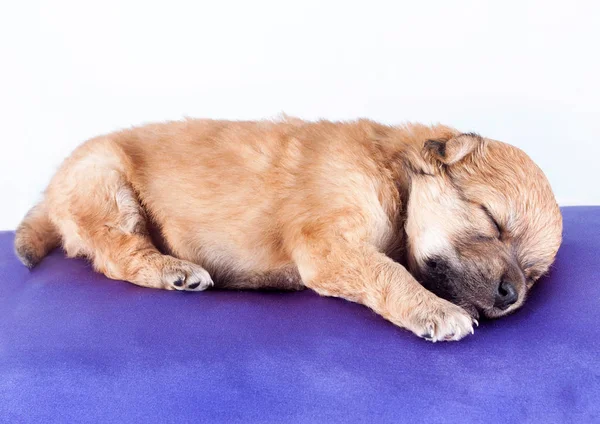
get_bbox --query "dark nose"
[494,281,519,309]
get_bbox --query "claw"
[473,319,479,327]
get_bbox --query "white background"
[1,1,598,230]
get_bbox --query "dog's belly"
[149,218,303,290]
[210,264,304,291]
[181,240,304,291]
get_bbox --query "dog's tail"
[14,199,60,268]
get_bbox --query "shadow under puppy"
[15,118,562,342]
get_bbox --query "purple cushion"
[1,206,599,423]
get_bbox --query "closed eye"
[481,205,502,239]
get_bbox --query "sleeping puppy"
[14,118,562,342]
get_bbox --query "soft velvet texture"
[0,206,598,423]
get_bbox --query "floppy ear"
[424,133,483,165]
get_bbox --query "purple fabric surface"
[0,206,599,423]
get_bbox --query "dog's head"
[405,132,562,319]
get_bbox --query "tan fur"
[14,118,562,341]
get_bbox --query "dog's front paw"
[162,259,213,291]
[409,297,476,342]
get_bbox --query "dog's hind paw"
[162,259,213,292]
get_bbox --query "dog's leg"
[293,242,475,342]
[47,139,213,291]
[84,193,213,292]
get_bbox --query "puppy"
[14,118,562,342]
